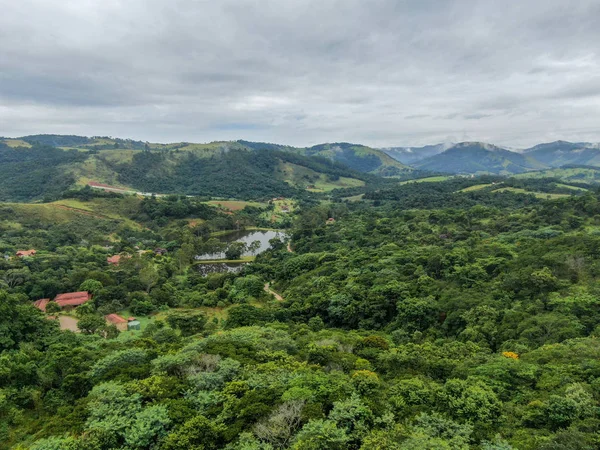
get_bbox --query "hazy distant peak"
[452,142,509,152]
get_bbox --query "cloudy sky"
[1,0,600,148]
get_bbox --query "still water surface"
[195,229,288,274]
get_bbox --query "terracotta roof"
[55,291,91,307]
[33,298,50,312]
[16,249,36,257]
[108,254,131,264]
[105,313,127,324]
[127,317,136,321]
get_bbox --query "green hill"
[416,142,546,174]
[524,141,600,167]
[0,139,370,201]
[513,165,600,184]
[239,140,411,176]
[300,142,410,175]
[381,143,452,164]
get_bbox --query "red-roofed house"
[107,255,124,265]
[16,249,36,257]
[107,255,121,265]
[54,291,91,310]
[107,254,131,265]
[105,313,128,331]
[33,298,50,312]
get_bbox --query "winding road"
[264,282,284,301]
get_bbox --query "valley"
[1,134,600,450]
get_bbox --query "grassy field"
[50,199,143,228]
[492,187,571,199]
[399,176,451,185]
[116,310,158,340]
[458,183,494,192]
[306,176,365,192]
[207,200,266,211]
[69,155,133,188]
[255,199,297,225]
[514,167,600,184]
[175,142,246,152]
[1,202,102,224]
[2,139,32,148]
[556,183,588,192]
[342,194,365,202]
[272,199,295,213]
[0,199,147,231]
[280,162,365,192]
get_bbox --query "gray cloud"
[1,0,600,148]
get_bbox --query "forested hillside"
[0,141,376,202]
[0,143,85,202]
[1,179,600,449]
[524,141,600,167]
[415,143,546,175]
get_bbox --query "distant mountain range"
[381,140,600,175]
[380,143,454,165]
[414,142,546,175]
[3,135,600,195]
[523,141,600,167]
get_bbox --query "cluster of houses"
[16,247,164,333]
[33,291,140,332]
[34,291,92,311]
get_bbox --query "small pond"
[195,229,288,275]
[195,229,288,260]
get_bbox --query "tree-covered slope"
[0,142,86,201]
[514,165,600,184]
[380,143,452,164]
[302,142,410,176]
[239,140,411,176]
[524,140,600,167]
[3,188,600,448]
[0,140,372,201]
[416,142,546,174]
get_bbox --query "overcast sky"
[1,0,600,148]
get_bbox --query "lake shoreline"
[209,226,286,237]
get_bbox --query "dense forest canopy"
[0,142,388,202]
[1,159,600,448]
[0,143,85,202]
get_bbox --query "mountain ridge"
[4,135,600,178]
[0,135,410,177]
[0,137,381,201]
[413,142,547,174]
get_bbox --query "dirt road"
[58,315,79,332]
[264,282,284,301]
